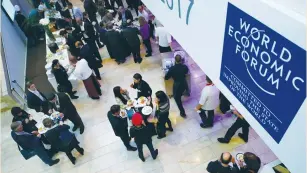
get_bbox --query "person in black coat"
[130,73,152,99]
[11,107,38,133]
[51,59,79,99]
[59,30,80,57]
[165,54,189,117]
[219,93,231,114]
[82,0,98,23]
[10,121,60,166]
[107,105,137,151]
[55,0,70,19]
[130,113,158,162]
[43,118,84,164]
[26,81,50,115]
[121,21,142,64]
[110,0,123,10]
[118,6,133,23]
[76,41,102,80]
[207,152,238,173]
[104,22,131,64]
[47,92,85,134]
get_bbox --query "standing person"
[110,0,123,10]
[67,2,83,26]
[55,0,70,19]
[101,12,114,27]
[76,41,102,80]
[26,82,50,114]
[113,86,130,109]
[117,6,133,24]
[233,152,261,173]
[104,22,130,64]
[155,91,173,139]
[219,93,231,114]
[59,30,79,57]
[107,105,137,151]
[10,121,60,166]
[47,92,85,134]
[70,55,102,100]
[121,21,142,64]
[131,0,142,15]
[139,16,152,57]
[82,0,98,23]
[137,5,149,22]
[65,26,82,42]
[11,107,38,133]
[217,107,250,143]
[130,113,158,162]
[51,59,79,99]
[83,12,104,58]
[207,152,238,173]
[14,5,27,29]
[130,73,152,99]
[43,118,84,165]
[195,76,220,128]
[165,53,189,117]
[155,26,172,53]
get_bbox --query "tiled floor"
[1,1,278,173]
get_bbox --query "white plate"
[142,106,153,115]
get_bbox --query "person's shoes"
[145,54,152,57]
[72,126,79,132]
[217,138,230,144]
[138,58,143,64]
[166,127,173,132]
[157,135,166,139]
[238,133,248,143]
[49,159,60,166]
[127,146,137,151]
[80,126,85,134]
[200,123,213,128]
[153,149,158,160]
[72,91,77,94]
[96,76,102,80]
[69,156,76,165]
[71,95,79,99]
[78,148,84,155]
[180,114,187,118]
[91,96,100,100]
[139,156,145,162]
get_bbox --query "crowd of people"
[10,0,262,172]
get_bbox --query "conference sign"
[220,3,306,143]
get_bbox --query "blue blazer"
[11,131,42,150]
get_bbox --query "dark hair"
[83,12,88,18]
[155,91,168,103]
[175,55,182,64]
[65,26,73,31]
[244,152,261,172]
[133,73,142,81]
[113,86,128,104]
[110,105,120,114]
[52,59,59,69]
[59,30,67,36]
[11,107,22,116]
[67,2,73,6]
[206,76,212,84]
[220,153,232,164]
[26,81,33,88]
[49,18,56,23]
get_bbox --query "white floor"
[1,1,278,173]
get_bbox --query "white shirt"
[152,18,163,27]
[138,10,149,22]
[199,84,220,110]
[155,27,172,47]
[29,89,45,101]
[73,59,93,80]
[69,9,74,19]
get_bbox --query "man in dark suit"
[83,12,104,59]
[26,82,50,115]
[110,0,123,10]
[118,6,133,23]
[207,152,237,173]
[121,21,142,64]
[76,41,102,80]
[10,121,60,166]
[47,92,85,134]
[55,0,70,19]
[59,30,80,57]
[43,118,84,164]
[82,0,98,23]
[107,105,137,151]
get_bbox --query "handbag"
[17,144,36,160]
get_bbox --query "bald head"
[220,152,232,164]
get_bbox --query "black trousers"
[33,143,53,165]
[224,118,250,141]
[87,39,102,61]
[199,109,215,126]
[110,0,123,9]
[173,82,186,115]
[67,114,84,131]
[148,20,155,39]
[157,112,172,136]
[159,46,172,53]
[119,129,131,149]
[131,0,142,15]
[92,67,101,79]
[143,39,152,54]
[136,141,155,159]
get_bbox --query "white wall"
[142,0,306,172]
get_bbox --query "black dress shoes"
[127,146,137,151]
[49,159,60,166]
[217,138,230,144]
